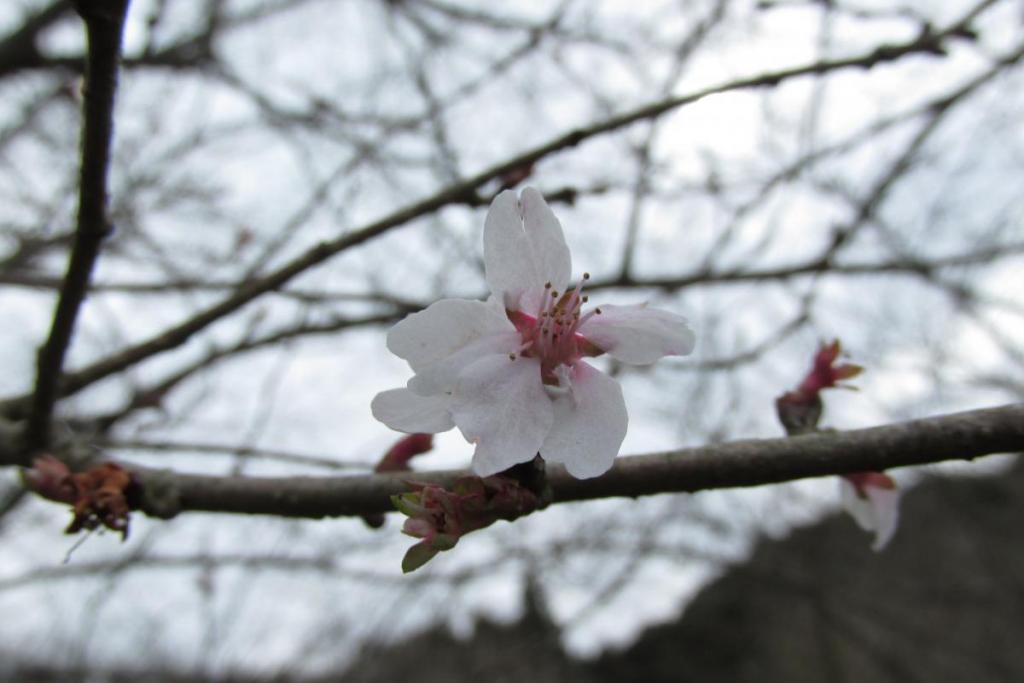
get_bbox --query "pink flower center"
[507,273,602,382]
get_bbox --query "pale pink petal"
[520,187,573,292]
[839,478,901,551]
[839,478,873,528]
[450,354,553,477]
[387,297,514,372]
[371,388,454,434]
[864,485,900,550]
[540,362,627,479]
[578,303,696,364]
[484,188,571,311]
[407,330,521,396]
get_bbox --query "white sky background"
[0,0,1023,675]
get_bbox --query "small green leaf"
[431,533,459,551]
[402,542,439,573]
[391,493,423,517]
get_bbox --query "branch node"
[138,469,183,520]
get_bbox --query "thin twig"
[99,438,371,471]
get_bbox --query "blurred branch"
[0,549,496,594]
[23,0,129,460]
[83,310,401,433]
[618,0,729,281]
[98,438,371,471]
[0,0,322,80]
[0,232,75,274]
[4,242,1019,309]
[2,242,1019,431]
[110,404,1024,521]
[12,241,1017,434]
[3,242,1020,301]
[0,8,983,420]
[680,307,810,373]
[0,2,73,79]
[0,553,337,593]
[589,243,1024,293]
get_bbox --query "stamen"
[515,272,601,375]
[564,274,588,314]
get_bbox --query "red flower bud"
[798,340,863,397]
[362,433,435,529]
[776,339,862,434]
[392,474,542,572]
[375,433,434,473]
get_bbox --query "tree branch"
[0,1,73,80]
[128,404,1024,521]
[0,8,984,418]
[23,0,130,459]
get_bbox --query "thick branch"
[24,0,129,458]
[130,404,1024,520]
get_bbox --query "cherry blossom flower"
[372,188,695,478]
[839,471,900,551]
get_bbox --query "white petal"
[407,330,521,396]
[839,478,874,529]
[484,188,571,310]
[387,297,514,372]
[450,354,553,477]
[371,388,454,434]
[520,188,573,291]
[578,303,696,364]
[839,478,901,551]
[864,485,900,551]
[541,362,627,479]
